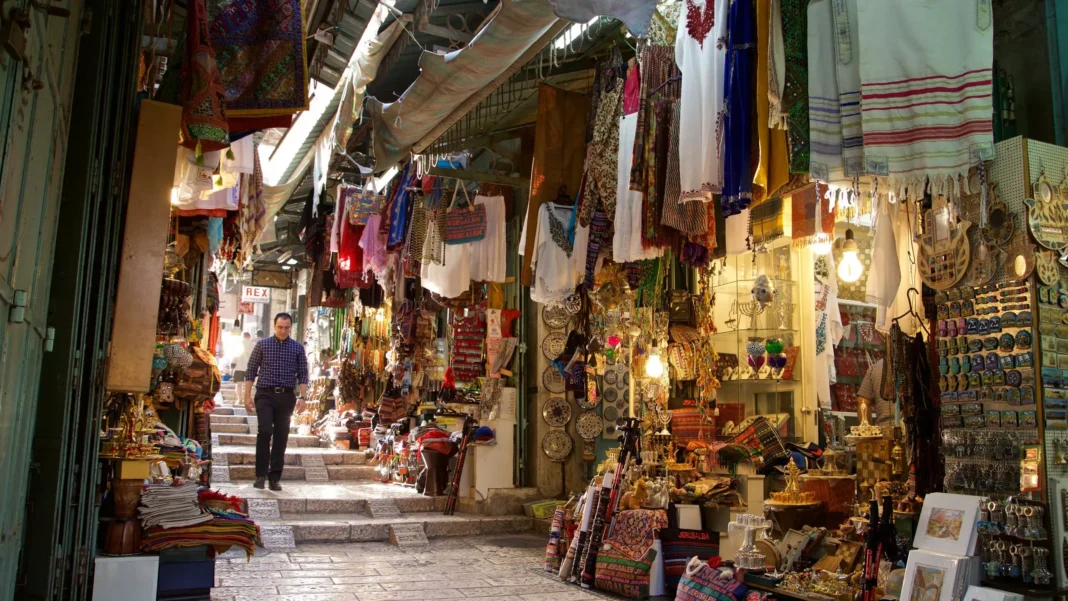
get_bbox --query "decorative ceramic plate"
[604,370,618,386]
[542,430,573,461]
[542,397,572,427]
[542,366,565,394]
[576,411,602,440]
[603,404,619,422]
[603,386,618,402]
[542,332,568,360]
[543,305,571,329]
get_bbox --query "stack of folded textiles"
[140,485,261,559]
[138,482,212,529]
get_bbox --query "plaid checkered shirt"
[246,336,309,388]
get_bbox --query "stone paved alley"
[211,534,616,601]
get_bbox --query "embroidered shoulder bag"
[444,179,487,244]
[349,178,385,226]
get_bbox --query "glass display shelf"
[712,277,796,291]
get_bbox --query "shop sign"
[241,286,270,304]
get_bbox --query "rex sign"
[241,285,270,304]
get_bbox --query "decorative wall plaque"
[916,198,972,290]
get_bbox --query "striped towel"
[807,0,843,184]
[858,0,994,197]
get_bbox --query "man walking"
[244,313,309,491]
[232,331,253,401]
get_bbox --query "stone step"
[239,491,447,518]
[212,464,377,484]
[210,415,248,425]
[214,446,367,467]
[212,423,251,434]
[255,513,534,549]
[216,433,319,447]
[212,407,234,416]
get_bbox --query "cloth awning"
[366,0,563,171]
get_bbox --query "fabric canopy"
[260,10,406,225]
[547,0,658,36]
[366,0,562,171]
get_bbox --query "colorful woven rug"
[207,0,309,117]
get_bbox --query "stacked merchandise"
[138,483,212,529]
[140,485,260,558]
[451,309,485,382]
[900,494,985,601]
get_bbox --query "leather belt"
[266,387,294,393]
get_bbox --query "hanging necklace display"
[541,332,568,360]
[1037,250,1061,286]
[916,195,972,290]
[542,396,573,427]
[543,305,571,329]
[1024,169,1068,250]
[542,429,573,461]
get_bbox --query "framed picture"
[901,550,965,601]
[914,493,981,556]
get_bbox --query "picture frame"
[963,585,1024,601]
[901,550,966,601]
[914,493,981,556]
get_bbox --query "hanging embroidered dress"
[720,0,757,217]
[814,255,844,408]
[530,203,590,306]
[857,0,994,197]
[674,0,728,202]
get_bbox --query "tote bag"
[445,179,487,244]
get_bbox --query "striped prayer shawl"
[858,0,994,197]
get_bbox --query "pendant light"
[645,348,665,379]
[837,229,864,283]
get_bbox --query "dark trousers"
[254,390,296,481]
[420,449,451,497]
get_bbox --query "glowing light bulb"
[375,309,385,322]
[645,351,664,379]
[837,229,864,283]
[170,186,180,205]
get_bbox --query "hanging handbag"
[444,179,487,244]
[349,178,385,226]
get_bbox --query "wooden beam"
[428,167,530,188]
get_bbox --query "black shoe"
[268,480,282,492]
[253,477,266,489]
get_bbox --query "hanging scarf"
[790,185,835,247]
[780,0,809,174]
[179,0,229,151]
